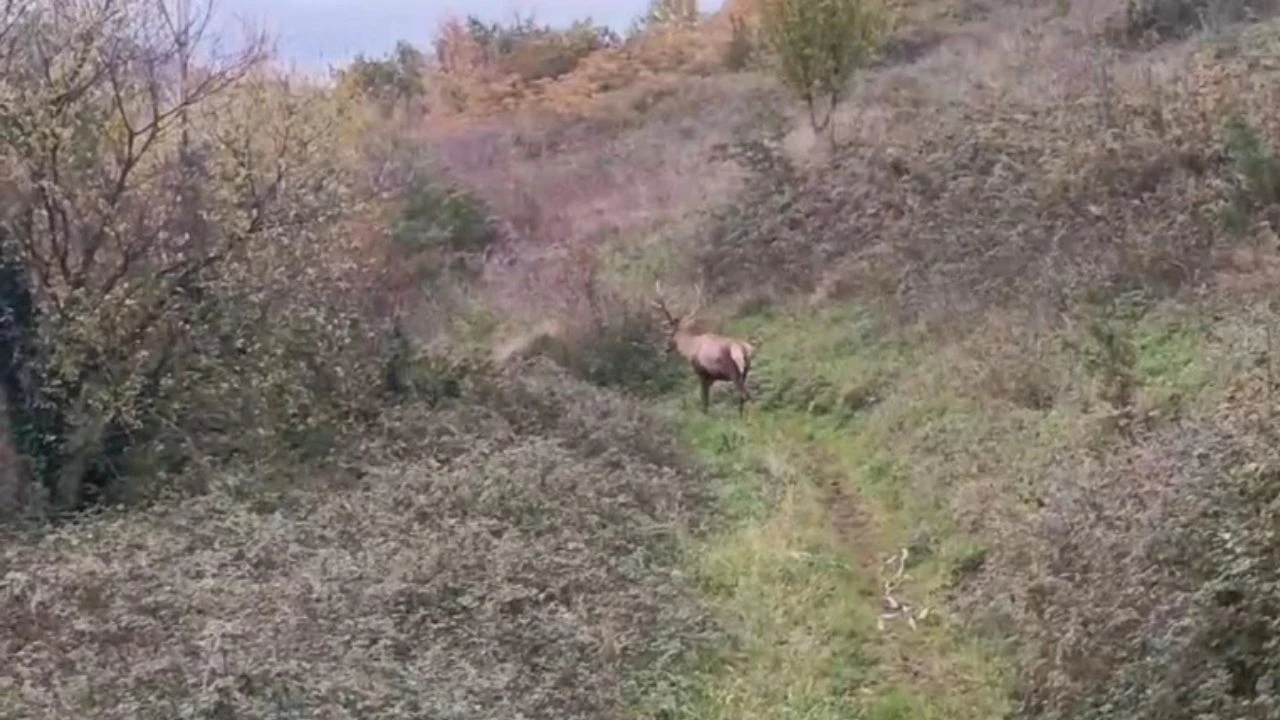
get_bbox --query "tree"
[0,0,386,511]
[759,0,890,148]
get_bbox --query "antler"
[686,281,706,324]
[652,280,677,325]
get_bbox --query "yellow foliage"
[429,12,749,122]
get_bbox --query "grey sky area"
[211,0,724,70]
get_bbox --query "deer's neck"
[673,329,702,358]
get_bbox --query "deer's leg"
[735,376,749,416]
[699,376,714,414]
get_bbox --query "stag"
[653,281,759,416]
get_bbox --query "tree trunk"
[0,232,69,510]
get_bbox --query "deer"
[652,281,759,416]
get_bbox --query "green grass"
[634,297,1245,719]
[1131,311,1215,416]
[629,303,1015,719]
[608,275,1243,719]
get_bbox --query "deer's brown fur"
[653,281,759,416]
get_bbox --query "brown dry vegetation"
[8,0,1280,717]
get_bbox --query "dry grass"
[691,6,1280,332]
[425,73,783,336]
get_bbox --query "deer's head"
[651,280,702,354]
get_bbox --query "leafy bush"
[697,128,837,299]
[391,171,496,282]
[509,295,686,398]
[1071,291,1145,412]
[1222,113,1280,235]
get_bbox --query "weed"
[1074,292,1144,412]
[1222,112,1280,235]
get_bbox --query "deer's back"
[688,334,750,379]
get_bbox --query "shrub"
[336,41,428,113]
[1113,0,1275,46]
[390,169,497,282]
[1008,410,1280,720]
[435,13,620,84]
[1070,291,1145,412]
[566,299,686,396]
[723,13,758,70]
[643,0,701,29]
[508,293,685,398]
[500,37,590,82]
[1222,113,1280,235]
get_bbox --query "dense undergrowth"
[1,360,718,718]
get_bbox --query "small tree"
[759,0,889,147]
[339,41,428,114]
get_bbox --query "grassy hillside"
[634,306,1012,720]
[626,294,1251,719]
[7,0,1280,718]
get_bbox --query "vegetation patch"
[0,364,717,720]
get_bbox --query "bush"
[1008,409,1280,720]
[564,299,686,397]
[1071,291,1145,412]
[500,38,590,82]
[1113,0,1276,46]
[391,169,497,282]
[336,41,428,113]
[507,295,686,398]
[1221,113,1280,235]
[723,13,758,70]
[436,13,621,84]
